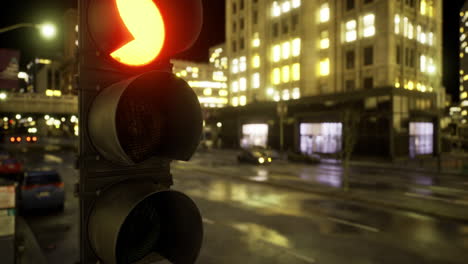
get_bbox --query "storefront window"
[409,122,433,157]
[241,124,268,148]
[300,123,342,155]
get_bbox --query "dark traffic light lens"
[116,196,161,264]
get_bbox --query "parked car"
[237,146,273,165]
[0,157,24,182]
[20,171,65,211]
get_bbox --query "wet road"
[13,148,468,264]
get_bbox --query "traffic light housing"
[78,0,204,263]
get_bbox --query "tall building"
[171,60,228,108]
[215,0,444,159]
[226,0,442,104]
[461,1,468,124]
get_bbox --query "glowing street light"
[37,23,56,39]
[0,92,6,100]
[0,22,57,40]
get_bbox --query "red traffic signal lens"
[87,0,202,67]
[110,0,165,66]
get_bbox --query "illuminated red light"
[9,137,15,143]
[32,136,38,142]
[111,0,166,66]
[16,137,21,142]
[26,137,31,142]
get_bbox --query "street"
[15,148,468,264]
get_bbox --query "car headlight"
[267,157,272,162]
[258,157,265,164]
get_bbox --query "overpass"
[0,93,78,114]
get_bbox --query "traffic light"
[78,1,204,263]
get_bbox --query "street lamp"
[0,22,57,39]
[0,92,6,100]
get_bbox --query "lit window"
[428,32,434,46]
[282,41,291,59]
[362,14,375,37]
[267,88,275,96]
[252,73,260,88]
[292,63,300,81]
[240,77,247,91]
[428,58,436,74]
[272,68,281,84]
[282,90,290,101]
[320,30,329,49]
[292,0,301,8]
[461,92,467,99]
[319,58,330,76]
[272,45,281,62]
[292,87,301,99]
[232,81,239,92]
[272,1,281,17]
[319,3,330,23]
[394,15,400,34]
[292,38,301,56]
[345,20,357,42]
[232,58,239,73]
[408,22,414,39]
[282,1,291,13]
[240,96,247,106]
[282,65,290,83]
[252,54,261,68]
[252,33,261,47]
[203,88,212,96]
[403,17,409,38]
[420,55,427,72]
[239,56,247,72]
[420,0,427,15]
[274,93,281,102]
[232,97,239,107]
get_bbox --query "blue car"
[20,171,65,211]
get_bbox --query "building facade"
[171,59,228,108]
[214,0,444,159]
[461,1,468,124]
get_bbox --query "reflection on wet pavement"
[173,167,468,264]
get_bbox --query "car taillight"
[54,182,65,188]
[9,137,15,143]
[26,137,31,142]
[16,137,21,142]
[32,136,38,142]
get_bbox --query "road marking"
[327,217,379,233]
[202,218,215,225]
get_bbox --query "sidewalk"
[16,216,47,264]
[174,161,468,222]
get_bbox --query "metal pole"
[0,23,35,34]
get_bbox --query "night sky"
[0,0,464,101]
